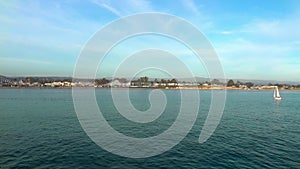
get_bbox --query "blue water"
[0,89,299,168]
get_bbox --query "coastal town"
[1,75,299,90]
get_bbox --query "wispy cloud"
[91,0,122,17]
[217,38,294,57]
[182,0,201,16]
[214,37,300,81]
[127,0,153,11]
[0,1,102,56]
[241,18,300,41]
[1,0,299,80]
[0,57,53,65]
[219,31,233,35]
[90,0,154,17]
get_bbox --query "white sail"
[274,86,281,100]
[275,87,280,97]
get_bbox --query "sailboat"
[274,86,282,100]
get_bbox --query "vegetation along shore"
[1,75,299,91]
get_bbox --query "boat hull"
[274,97,282,100]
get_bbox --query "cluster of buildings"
[0,75,298,90]
[0,80,98,88]
[0,79,243,89]
[0,78,208,89]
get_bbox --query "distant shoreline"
[1,86,300,91]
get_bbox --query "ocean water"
[0,89,299,168]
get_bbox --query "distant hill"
[229,78,300,85]
[171,77,300,85]
[0,75,9,81]
[0,75,7,78]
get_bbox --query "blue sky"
[1,0,300,81]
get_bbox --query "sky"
[1,0,300,82]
